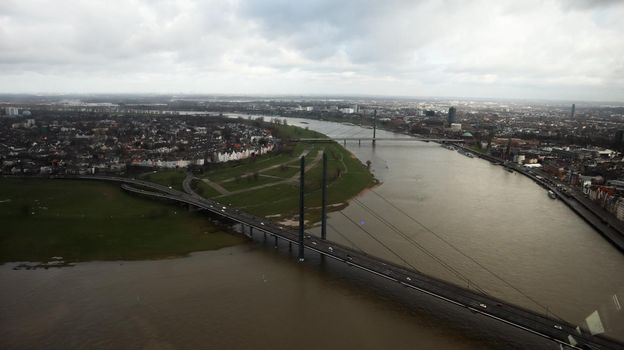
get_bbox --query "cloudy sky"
[1,0,623,101]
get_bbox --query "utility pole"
[321,152,327,240]
[298,156,305,261]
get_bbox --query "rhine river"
[1,117,623,349]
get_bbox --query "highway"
[53,175,624,350]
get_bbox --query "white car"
[328,247,334,252]
[553,325,562,330]
[479,303,487,309]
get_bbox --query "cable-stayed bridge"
[49,173,622,350]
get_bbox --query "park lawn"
[204,153,295,183]
[0,178,245,263]
[212,144,323,195]
[143,169,187,191]
[219,174,285,192]
[218,141,376,225]
[190,179,222,198]
[261,164,300,179]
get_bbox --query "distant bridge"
[292,137,464,144]
[47,174,623,350]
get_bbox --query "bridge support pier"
[274,235,278,248]
[249,226,253,238]
[358,139,361,146]
[289,242,292,251]
[263,232,267,241]
[343,139,346,146]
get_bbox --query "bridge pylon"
[321,152,328,240]
[373,109,377,146]
[298,156,305,261]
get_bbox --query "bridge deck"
[54,175,623,350]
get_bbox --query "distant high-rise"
[571,104,576,118]
[448,107,457,125]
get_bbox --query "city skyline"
[1,0,623,102]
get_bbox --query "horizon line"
[1,92,623,105]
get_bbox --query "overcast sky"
[1,0,623,101]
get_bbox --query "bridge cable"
[352,198,489,295]
[336,211,422,274]
[326,222,365,253]
[369,189,564,320]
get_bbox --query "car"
[406,277,411,281]
[328,247,334,252]
[222,206,227,209]
[260,222,264,226]
[479,303,487,309]
[311,241,317,245]
[554,325,562,330]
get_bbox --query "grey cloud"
[0,0,622,101]
[559,0,624,10]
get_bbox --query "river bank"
[453,143,624,252]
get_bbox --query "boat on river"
[456,149,475,158]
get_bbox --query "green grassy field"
[190,179,222,198]
[138,123,376,226]
[142,169,187,191]
[0,178,245,263]
[218,142,376,224]
[204,124,377,225]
